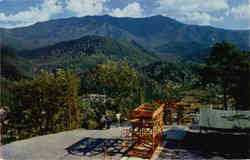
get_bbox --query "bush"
[87,120,99,129]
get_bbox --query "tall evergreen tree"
[200,41,250,110]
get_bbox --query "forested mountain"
[0,47,34,80]
[0,46,35,107]
[1,15,249,57]
[183,48,211,62]
[18,35,158,72]
[155,41,209,57]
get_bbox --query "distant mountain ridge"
[1,15,249,56]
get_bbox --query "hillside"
[141,60,196,84]
[19,35,158,72]
[1,15,249,57]
[183,48,211,62]
[0,46,35,106]
[0,47,34,80]
[155,41,209,57]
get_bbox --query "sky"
[0,0,249,30]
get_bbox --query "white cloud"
[0,0,63,28]
[65,0,108,17]
[110,2,144,18]
[156,0,228,12]
[0,21,36,29]
[183,12,223,25]
[154,0,228,25]
[231,3,250,21]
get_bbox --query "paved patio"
[1,124,249,160]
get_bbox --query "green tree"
[200,41,250,109]
[94,60,138,114]
[4,69,81,143]
[229,51,250,109]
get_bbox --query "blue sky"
[0,0,249,30]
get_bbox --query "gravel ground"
[1,124,249,160]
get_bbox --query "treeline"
[2,70,80,143]
[2,58,187,143]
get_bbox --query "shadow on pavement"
[159,131,250,159]
[65,137,131,158]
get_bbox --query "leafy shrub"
[87,120,99,129]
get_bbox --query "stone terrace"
[1,125,249,160]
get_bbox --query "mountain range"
[1,15,249,78]
[1,15,249,53]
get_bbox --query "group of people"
[100,113,121,129]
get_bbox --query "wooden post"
[104,147,107,160]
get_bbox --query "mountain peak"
[151,15,165,18]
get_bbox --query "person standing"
[177,103,184,125]
[116,113,121,127]
[101,115,106,129]
[106,115,111,129]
